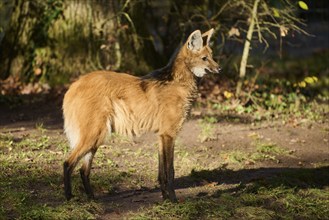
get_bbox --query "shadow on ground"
[175,166,329,190]
[95,165,329,215]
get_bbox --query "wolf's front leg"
[158,134,178,202]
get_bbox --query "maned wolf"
[63,28,220,202]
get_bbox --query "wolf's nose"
[216,67,222,74]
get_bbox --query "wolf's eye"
[202,56,208,61]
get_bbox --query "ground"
[0,93,328,219]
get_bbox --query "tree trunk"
[236,0,260,97]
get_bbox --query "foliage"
[1,1,327,126]
[195,49,329,122]
[0,0,143,84]
[234,0,309,96]
[0,0,316,86]
[0,0,64,82]
[298,1,309,10]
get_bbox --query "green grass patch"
[219,142,289,166]
[131,167,329,219]
[1,120,328,219]
[198,116,217,143]
[250,142,290,163]
[0,131,106,219]
[131,186,329,219]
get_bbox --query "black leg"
[158,134,177,202]
[64,161,74,200]
[79,151,96,199]
[80,168,94,199]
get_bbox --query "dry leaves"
[0,76,50,95]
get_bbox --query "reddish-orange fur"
[63,29,220,202]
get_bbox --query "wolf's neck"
[145,49,198,98]
[171,52,198,96]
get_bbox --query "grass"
[0,41,328,220]
[250,142,290,163]
[5,200,103,220]
[0,131,106,219]
[198,116,217,143]
[131,187,329,219]
[0,120,328,219]
[131,167,329,219]
[219,141,290,167]
[0,129,160,219]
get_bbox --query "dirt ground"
[0,94,328,219]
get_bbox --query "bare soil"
[0,94,328,219]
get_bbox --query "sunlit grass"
[131,168,329,219]
[1,124,328,219]
[218,141,290,167]
[0,131,105,219]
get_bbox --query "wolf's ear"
[202,28,214,46]
[187,30,203,52]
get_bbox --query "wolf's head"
[183,29,221,77]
